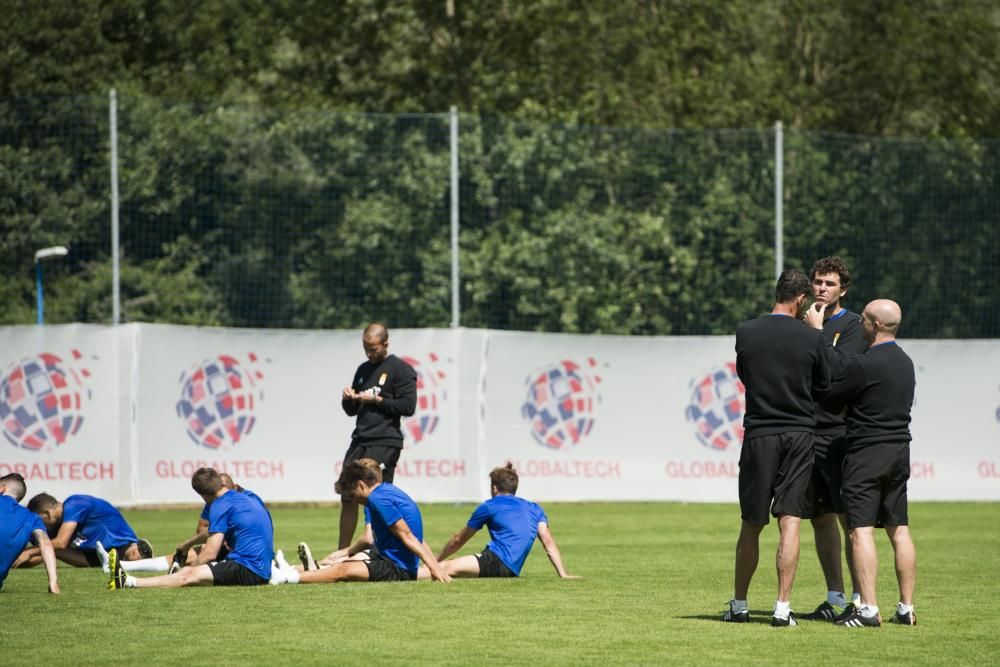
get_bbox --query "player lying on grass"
[0,473,59,593]
[108,467,273,589]
[417,463,579,580]
[95,473,270,575]
[16,491,152,569]
[270,460,450,584]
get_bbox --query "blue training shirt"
[1,495,47,589]
[468,494,548,576]
[365,483,424,575]
[200,488,269,523]
[61,494,139,551]
[207,489,273,579]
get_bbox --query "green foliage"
[3,502,999,664]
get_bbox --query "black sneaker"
[137,538,154,559]
[889,610,917,626]
[172,547,187,569]
[771,612,798,627]
[722,600,749,623]
[801,601,842,621]
[833,603,857,623]
[108,549,127,590]
[834,607,881,627]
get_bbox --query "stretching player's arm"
[321,524,374,565]
[48,520,79,550]
[33,528,60,594]
[388,519,451,583]
[191,532,224,566]
[176,520,210,553]
[436,526,478,561]
[537,523,580,579]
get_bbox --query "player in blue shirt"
[271,460,450,585]
[419,463,578,580]
[20,492,148,568]
[108,467,273,589]
[0,473,59,593]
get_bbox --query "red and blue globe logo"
[685,362,745,451]
[402,353,447,445]
[522,358,602,450]
[176,353,265,449]
[0,350,92,451]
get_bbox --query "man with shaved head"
[822,299,918,628]
[339,322,417,549]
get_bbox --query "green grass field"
[3,502,998,665]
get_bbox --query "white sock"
[828,591,848,606]
[851,592,861,605]
[275,550,292,571]
[285,567,300,584]
[730,599,748,612]
[774,600,791,618]
[122,556,170,573]
[860,604,879,618]
[268,567,286,586]
[897,602,914,615]
[95,542,110,573]
[125,575,137,588]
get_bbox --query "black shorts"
[206,560,269,586]
[739,431,814,524]
[345,442,402,483]
[364,553,417,582]
[805,433,847,518]
[476,547,516,578]
[842,442,910,530]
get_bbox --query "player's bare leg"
[885,525,916,605]
[733,520,764,600]
[775,514,801,602]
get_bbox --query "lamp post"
[34,246,68,325]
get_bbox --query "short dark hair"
[0,472,27,502]
[810,256,851,290]
[774,269,811,304]
[191,467,223,496]
[337,460,381,496]
[27,492,58,514]
[490,463,519,494]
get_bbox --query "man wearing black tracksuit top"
[338,322,417,549]
[724,270,831,627]
[822,298,918,628]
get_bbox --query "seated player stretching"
[271,460,450,585]
[108,467,273,589]
[418,463,579,580]
[18,492,152,569]
[0,473,60,593]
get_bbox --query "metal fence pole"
[110,89,121,325]
[774,120,784,280]
[449,106,460,328]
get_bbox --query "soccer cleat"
[771,612,798,627]
[722,600,749,623]
[801,601,842,621]
[137,538,154,559]
[833,603,857,623]
[835,607,881,627]
[172,548,187,569]
[298,542,318,571]
[108,548,127,590]
[889,610,917,626]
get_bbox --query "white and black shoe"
[801,600,842,621]
[298,542,318,571]
[835,607,881,627]
[771,612,798,627]
[722,600,749,623]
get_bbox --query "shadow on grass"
[680,610,778,625]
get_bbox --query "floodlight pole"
[449,106,460,328]
[774,121,784,280]
[35,246,69,325]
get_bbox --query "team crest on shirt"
[378,372,388,386]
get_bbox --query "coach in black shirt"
[338,322,417,549]
[822,299,918,628]
[724,270,830,627]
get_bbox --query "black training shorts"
[804,433,847,518]
[207,559,269,586]
[738,431,814,524]
[842,442,910,530]
[344,442,402,483]
[476,547,516,578]
[364,553,417,582]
